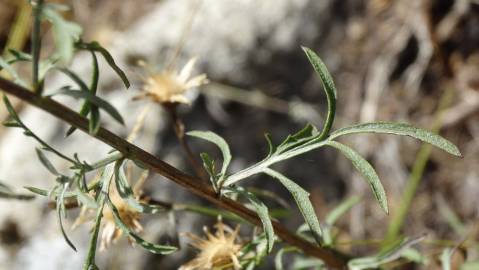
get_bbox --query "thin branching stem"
[31,0,44,93]
[0,77,350,269]
[165,104,208,181]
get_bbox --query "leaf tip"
[382,202,389,215]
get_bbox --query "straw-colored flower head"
[72,170,148,251]
[136,57,208,105]
[100,190,143,251]
[180,219,243,270]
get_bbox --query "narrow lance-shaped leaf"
[114,159,164,214]
[199,152,219,191]
[323,196,361,246]
[325,195,361,225]
[0,181,35,200]
[326,141,388,213]
[57,68,90,92]
[274,247,289,270]
[75,190,98,209]
[330,122,461,157]
[227,187,275,253]
[24,186,76,198]
[187,131,232,183]
[57,183,77,251]
[264,133,276,157]
[0,57,29,88]
[88,51,101,134]
[263,168,322,244]
[301,47,337,139]
[2,94,19,120]
[55,89,124,125]
[106,197,177,254]
[75,40,130,89]
[42,4,82,63]
[7,49,32,61]
[440,248,454,270]
[67,51,101,136]
[276,124,319,154]
[348,235,425,270]
[36,148,60,176]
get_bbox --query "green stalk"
[31,0,44,93]
[2,1,32,56]
[383,88,454,246]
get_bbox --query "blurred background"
[0,0,478,269]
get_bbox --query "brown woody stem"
[164,103,209,181]
[0,77,349,269]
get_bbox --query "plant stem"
[31,0,44,93]
[2,0,32,56]
[0,77,350,269]
[224,138,329,186]
[165,104,208,181]
[87,152,123,172]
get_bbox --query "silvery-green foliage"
[189,47,461,251]
[0,2,464,268]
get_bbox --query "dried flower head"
[180,219,243,270]
[135,57,208,105]
[73,170,148,251]
[99,188,143,250]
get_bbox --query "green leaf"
[200,152,216,178]
[330,122,461,157]
[0,57,28,88]
[325,196,361,225]
[199,152,219,191]
[326,141,388,213]
[24,186,50,196]
[401,248,427,264]
[323,196,361,246]
[348,235,425,270]
[57,183,77,251]
[0,181,35,200]
[89,106,101,135]
[227,187,275,253]
[67,51,101,136]
[42,4,82,63]
[291,258,324,270]
[106,197,177,254]
[113,159,165,214]
[3,94,19,120]
[187,131,232,182]
[75,41,130,89]
[7,49,32,61]
[275,247,288,270]
[441,248,453,270]
[264,168,322,244]
[264,133,276,157]
[24,186,76,199]
[88,52,101,134]
[2,119,21,128]
[276,124,319,154]
[36,148,60,176]
[75,190,98,209]
[57,68,90,92]
[301,47,337,139]
[55,89,124,125]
